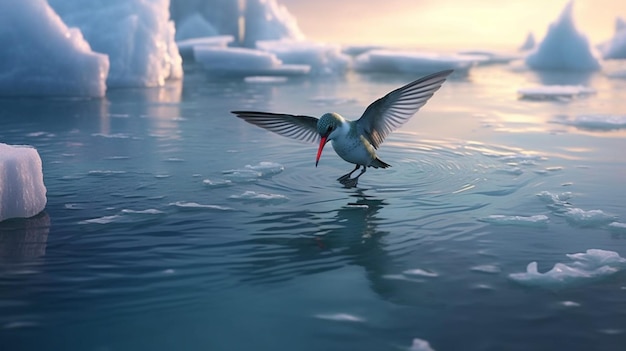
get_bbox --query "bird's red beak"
[315,136,327,167]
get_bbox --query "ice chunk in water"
[0,144,47,222]
[551,114,626,131]
[563,208,617,227]
[517,85,595,100]
[194,47,310,77]
[354,50,475,74]
[479,214,549,227]
[410,338,436,351]
[510,249,626,287]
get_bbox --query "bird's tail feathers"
[370,158,391,169]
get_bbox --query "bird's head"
[315,113,344,167]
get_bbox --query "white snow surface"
[49,0,183,88]
[525,1,600,71]
[0,144,47,222]
[0,0,108,97]
[510,249,626,287]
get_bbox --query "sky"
[279,0,625,50]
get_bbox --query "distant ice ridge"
[551,114,626,131]
[0,0,108,97]
[194,47,310,77]
[525,1,600,71]
[510,249,626,287]
[517,85,595,100]
[599,17,626,59]
[354,50,476,74]
[0,144,47,222]
[49,0,182,88]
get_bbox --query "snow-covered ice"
[525,1,600,71]
[599,17,626,59]
[0,0,108,97]
[0,144,47,222]
[49,0,182,88]
[510,249,626,287]
[354,50,476,74]
[517,85,595,100]
[177,36,234,61]
[256,40,351,75]
[194,47,310,77]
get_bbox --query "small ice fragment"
[479,214,549,226]
[314,313,364,323]
[229,191,288,202]
[163,269,175,274]
[410,338,436,351]
[563,208,617,227]
[559,301,581,307]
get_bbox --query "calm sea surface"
[1,64,626,350]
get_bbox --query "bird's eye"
[327,126,333,133]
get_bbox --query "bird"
[231,69,453,188]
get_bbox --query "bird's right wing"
[231,111,320,143]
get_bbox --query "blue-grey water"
[1,65,626,351]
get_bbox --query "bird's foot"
[337,173,352,182]
[340,177,359,188]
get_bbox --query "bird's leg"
[337,164,360,183]
[341,167,366,188]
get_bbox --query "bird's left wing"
[231,111,320,143]
[356,69,453,149]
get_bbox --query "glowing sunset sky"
[280,0,625,50]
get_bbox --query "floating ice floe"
[49,0,182,88]
[471,265,501,274]
[256,40,351,75]
[609,222,626,232]
[479,215,549,227]
[536,191,572,205]
[0,144,47,222]
[176,35,234,62]
[0,0,108,97]
[563,208,617,227]
[410,338,436,351]
[525,1,600,71]
[402,268,439,277]
[194,47,310,77]
[551,114,626,131]
[354,50,476,74]
[517,85,595,100]
[598,17,626,60]
[510,249,626,287]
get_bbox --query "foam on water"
[222,162,284,182]
[510,249,626,287]
[479,214,549,227]
[551,114,626,131]
[78,208,164,225]
[402,269,439,277]
[229,191,288,203]
[169,202,233,211]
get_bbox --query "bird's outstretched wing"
[356,69,453,149]
[231,111,320,143]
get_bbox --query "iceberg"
[174,13,218,41]
[525,1,600,71]
[0,144,47,222]
[519,32,536,51]
[599,17,626,60]
[510,249,626,287]
[0,0,108,97]
[49,0,183,88]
